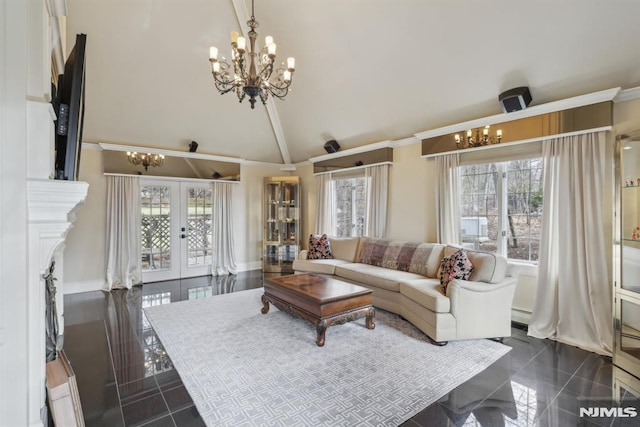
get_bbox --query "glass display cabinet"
[263,176,300,273]
[614,132,640,379]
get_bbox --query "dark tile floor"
[63,272,640,427]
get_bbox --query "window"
[332,176,366,238]
[458,158,543,262]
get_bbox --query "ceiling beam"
[230,0,292,164]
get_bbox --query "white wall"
[234,163,287,270]
[0,1,30,425]
[63,148,106,293]
[63,150,286,293]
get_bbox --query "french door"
[140,180,214,282]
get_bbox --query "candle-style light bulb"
[283,70,291,81]
[287,57,295,71]
[209,46,218,61]
[265,36,273,46]
[466,130,472,138]
[237,37,246,52]
[268,43,276,56]
[231,31,239,44]
[454,134,461,143]
[212,62,220,73]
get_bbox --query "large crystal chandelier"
[208,0,296,109]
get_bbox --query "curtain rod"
[103,173,242,184]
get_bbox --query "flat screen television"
[54,33,86,180]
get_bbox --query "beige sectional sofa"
[292,237,518,345]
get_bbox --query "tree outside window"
[458,158,543,262]
[332,177,366,238]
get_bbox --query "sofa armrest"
[448,277,517,340]
[448,278,516,294]
[297,250,308,260]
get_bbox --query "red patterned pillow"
[308,234,334,260]
[440,248,474,294]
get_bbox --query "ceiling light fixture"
[454,126,503,149]
[127,152,165,171]
[208,0,296,109]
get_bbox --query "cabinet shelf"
[263,176,300,273]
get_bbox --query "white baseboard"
[237,261,262,272]
[63,263,264,295]
[63,279,104,294]
[511,307,532,325]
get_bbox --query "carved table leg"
[366,307,376,330]
[261,294,270,314]
[316,320,327,347]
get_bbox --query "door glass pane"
[141,185,172,271]
[187,187,213,267]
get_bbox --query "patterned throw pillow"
[440,248,474,294]
[307,234,334,260]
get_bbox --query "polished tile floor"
[63,272,639,427]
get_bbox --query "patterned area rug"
[144,288,510,427]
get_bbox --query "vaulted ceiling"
[67,0,640,164]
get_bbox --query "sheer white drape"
[528,132,612,356]
[212,181,238,275]
[365,164,389,238]
[314,173,333,234]
[105,175,142,290]
[435,153,460,244]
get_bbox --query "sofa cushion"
[307,234,333,260]
[292,259,351,275]
[407,244,445,278]
[358,238,392,266]
[335,263,427,292]
[440,248,474,293]
[400,279,451,313]
[327,237,360,262]
[441,245,507,284]
[357,238,444,278]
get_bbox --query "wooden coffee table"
[261,273,375,346]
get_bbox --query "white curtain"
[105,175,142,290]
[314,173,333,234]
[212,181,238,275]
[435,153,460,244]
[528,131,612,356]
[365,164,389,238]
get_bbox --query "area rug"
[144,288,510,427]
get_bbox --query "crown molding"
[308,140,394,163]
[614,86,640,103]
[414,87,621,140]
[392,136,420,147]
[96,142,246,164]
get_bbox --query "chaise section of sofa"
[293,236,518,345]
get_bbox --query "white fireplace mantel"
[26,178,89,426]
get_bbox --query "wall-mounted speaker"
[189,141,199,152]
[324,140,341,153]
[498,87,532,113]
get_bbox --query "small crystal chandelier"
[127,152,165,171]
[454,126,503,149]
[208,0,296,109]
